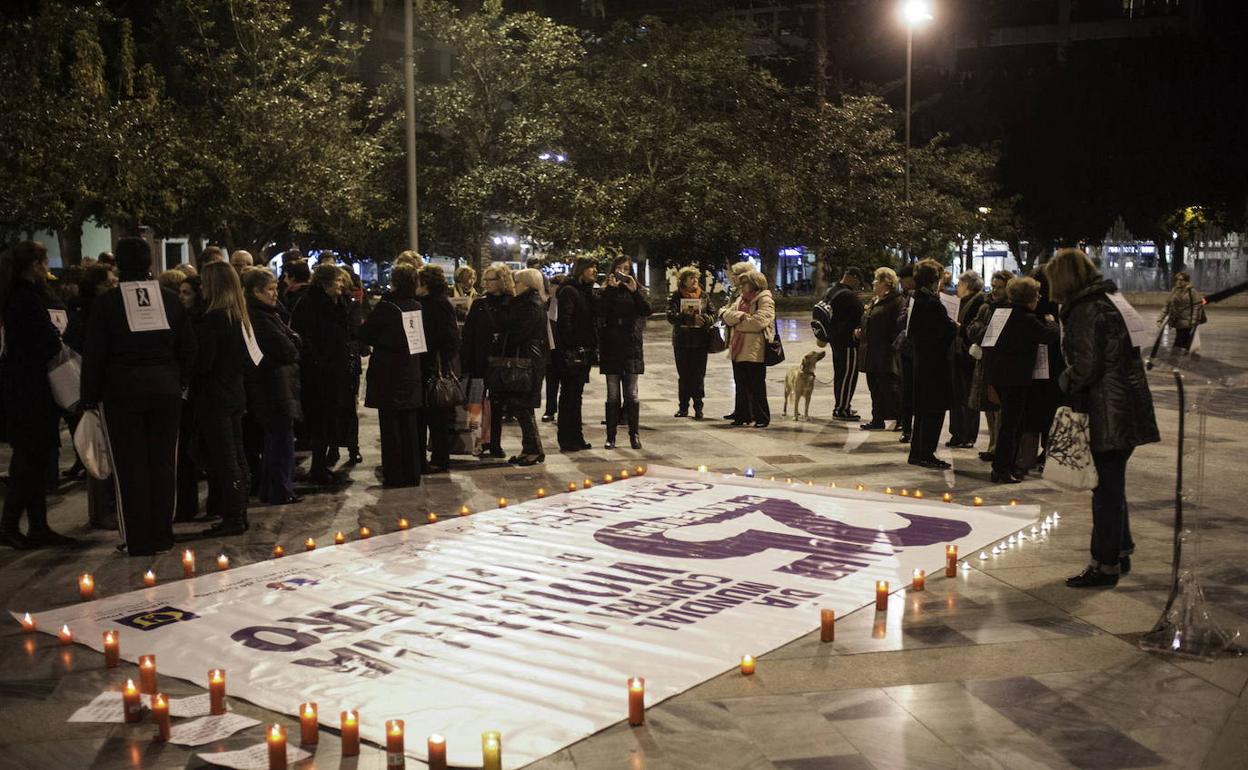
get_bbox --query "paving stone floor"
[2,306,1247,770]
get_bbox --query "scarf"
[729,290,758,359]
[679,284,702,300]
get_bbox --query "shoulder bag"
[764,319,785,367]
[425,358,464,409]
[486,333,535,395]
[1043,406,1099,490]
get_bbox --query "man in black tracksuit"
[80,238,196,557]
[822,268,866,420]
[556,257,600,452]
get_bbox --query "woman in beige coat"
[719,270,776,427]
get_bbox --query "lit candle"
[620,469,631,479]
[139,655,157,694]
[152,692,171,741]
[855,484,865,492]
[58,624,73,645]
[536,488,547,498]
[304,538,316,551]
[267,724,287,770]
[398,517,410,530]
[272,545,285,558]
[103,630,120,667]
[604,473,615,483]
[182,549,195,577]
[634,465,646,476]
[973,496,984,506]
[740,655,756,675]
[1053,512,1062,520]
[299,702,318,745]
[914,490,925,499]
[698,465,708,473]
[498,497,508,508]
[820,608,835,642]
[900,488,910,497]
[941,492,953,503]
[123,678,143,723]
[334,531,346,545]
[340,710,359,757]
[216,554,229,570]
[78,573,95,601]
[19,612,35,633]
[875,581,889,611]
[1009,499,1018,506]
[481,731,502,770]
[945,545,958,577]
[208,669,226,714]
[884,487,894,495]
[829,481,837,488]
[359,527,371,539]
[386,719,405,768]
[427,734,447,770]
[143,569,157,587]
[912,569,926,592]
[627,677,645,726]
[806,480,814,486]
[582,478,593,488]
[567,481,578,492]
[459,505,471,516]
[785,477,792,484]
[979,551,988,560]
[427,512,439,524]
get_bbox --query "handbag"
[707,324,727,354]
[763,319,785,367]
[486,334,535,395]
[425,358,464,409]
[73,408,112,480]
[48,344,81,412]
[1043,407,1099,490]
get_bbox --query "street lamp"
[899,0,933,206]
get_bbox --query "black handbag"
[764,319,785,367]
[707,325,727,354]
[425,358,464,409]
[487,333,535,395]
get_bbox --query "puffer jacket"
[720,289,776,363]
[1059,280,1160,453]
[1161,285,1203,330]
[245,296,302,422]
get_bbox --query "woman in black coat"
[854,267,904,430]
[1047,249,1159,588]
[948,270,986,448]
[290,264,351,485]
[194,262,252,537]
[243,268,302,505]
[906,259,957,469]
[596,255,649,449]
[984,276,1059,484]
[965,271,1012,462]
[666,266,714,419]
[1018,269,1066,475]
[460,263,512,458]
[416,265,461,472]
[174,275,205,521]
[360,263,423,487]
[0,242,75,549]
[492,269,548,465]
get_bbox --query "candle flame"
[498,497,508,507]
[124,678,137,693]
[429,733,445,745]
[537,488,546,497]
[459,505,470,516]
[182,549,194,562]
[269,724,282,739]
[360,527,371,538]
[398,518,410,529]
[303,704,315,717]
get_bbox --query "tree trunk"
[813,248,830,298]
[57,218,84,267]
[814,0,828,107]
[759,237,779,294]
[1153,237,1169,290]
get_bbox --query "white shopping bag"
[1043,407,1098,491]
[47,345,82,411]
[74,409,113,480]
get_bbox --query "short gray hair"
[957,270,983,293]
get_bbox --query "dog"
[783,349,826,420]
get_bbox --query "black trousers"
[1091,448,1135,567]
[908,410,945,462]
[831,344,859,412]
[899,356,914,434]
[378,408,422,487]
[200,409,249,525]
[102,396,181,556]
[557,366,589,448]
[242,412,263,497]
[949,361,980,444]
[866,371,900,423]
[1174,327,1195,350]
[992,386,1030,476]
[423,405,452,467]
[514,408,543,455]
[175,406,199,519]
[735,360,770,425]
[544,358,561,416]
[674,347,708,409]
[1,442,52,535]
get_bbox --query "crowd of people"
[0,240,1198,588]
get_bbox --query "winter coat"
[857,291,904,374]
[720,289,776,364]
[192,309,248,415]
[823,282,866,348]
[666,291,715,351]
[290,284,351,440]
[555,281,598,366]
[1026,295,1066,433]
[955,292,987,357]
[418,292,461,382]
[81,281,196,408]
[1,280,63,451]
[907,287,956,414]
[1059,280,1160,453]
[985,303,1059,390]
[460,292,510,379]
[597,283,649,376]
[360,293,423,411]
[964,296,1004,412]
[490,289,548,410]
[1162,285,1204,330]
[245,296,302,423]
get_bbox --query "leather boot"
[627,401,642,450]
[604,402,620,449]
[693,398,704,420]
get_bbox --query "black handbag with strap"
[763,319,785,367]
[486,332,535,395]
[425,358,464,408]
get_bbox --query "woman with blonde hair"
[158,269,187,294]
[461,262,514,457]
[720,261,758,421]
[1045,248,1159,588]
[453,266,478,299]
[854,266,904,430]
[489,268,547,464]
[667,265,714,419]
[195,261,253,536]
[719,269,775,427]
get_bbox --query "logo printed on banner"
[116,606,200,631]
[266,578,321,592]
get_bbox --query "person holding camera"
[597,256,649,449]
[556,257,599,452]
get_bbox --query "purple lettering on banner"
[593,494,972,582]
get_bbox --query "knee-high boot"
[604,402,620,449]
[627,400,642,450]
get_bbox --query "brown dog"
[783,349,826,420]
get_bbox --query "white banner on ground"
[22,468,1035,769]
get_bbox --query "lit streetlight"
[899,0,933,208]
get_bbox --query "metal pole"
[904,25,912,205]
[404,0,419,254]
